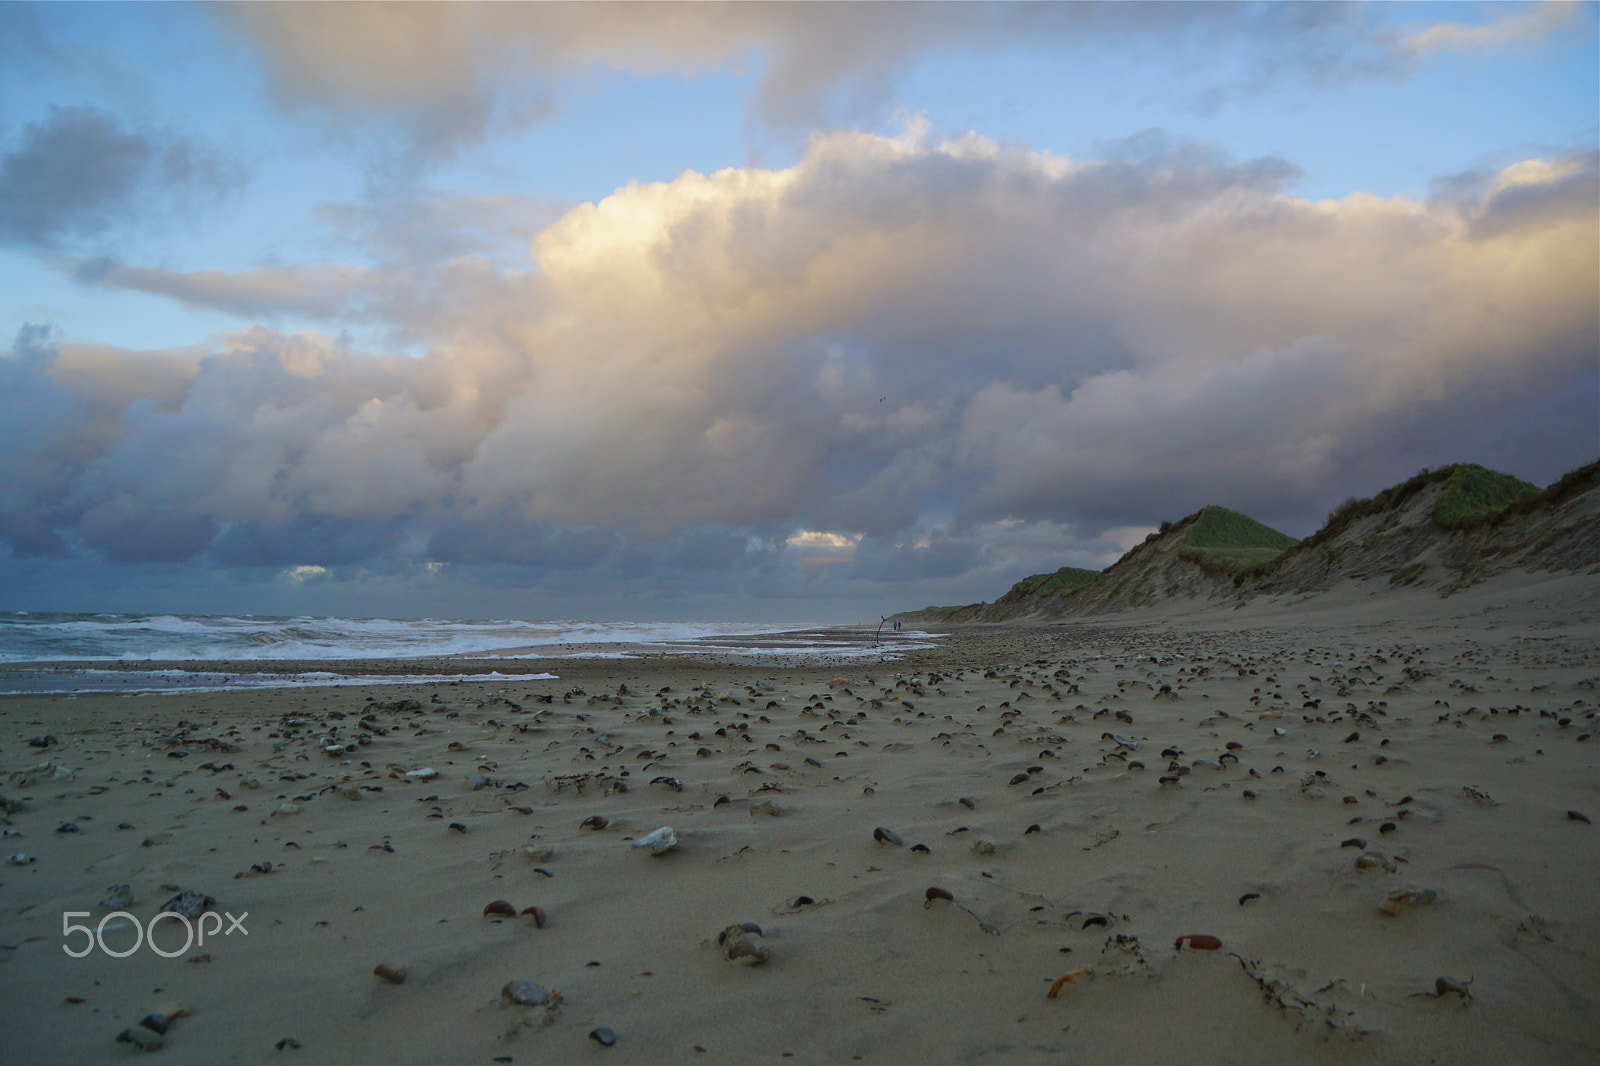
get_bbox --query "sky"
[0,1,1596,623]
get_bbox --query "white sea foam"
[0,668,560,696]
[0,613,816,664]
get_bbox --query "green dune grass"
[1004,566,1101,599]
[1179,506,1299,575]
[1432,464,1540,529]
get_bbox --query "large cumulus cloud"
[3,129,1595,601]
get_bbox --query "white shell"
[405,767,439,779]
[631,826,677,854]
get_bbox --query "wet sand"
[1,571,1597,1064]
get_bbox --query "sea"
[0,612,937,694]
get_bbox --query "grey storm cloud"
[0,105,243,252]
[3,130,1595,587]
[214,1,1577,166]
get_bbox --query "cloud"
[0,105,243,252]
[5,131,1595,594]
[214,2,1572,169]
[1405,0,1579,56]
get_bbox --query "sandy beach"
[2,571,1597,1065]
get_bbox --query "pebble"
[373,963,407,984]
[101,884,135,910]
[1174,934,1222,950]
[161,890,216,920]
[589,1027,617,1047]
[631,826,677,854]
[718,922,770,964]
[580,815,609,830]
[925,886,954,903]
[501,979,556,1007]
[1378,885,1438,916]
[873,827,904,846]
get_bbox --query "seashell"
[650,776,683,792]
[1108,734,1139,750]
[1081,915,1108,929]
[483,900,517,917]
[910,843,930,853]
[1568,810,1592,824]
[718,923,770,965]
[925,886,954,904]
[580,815,609,830]
[1378,885,1438,916]
[1192,759,1222,770]
[101,884,135,910]
[373,963,407,984]
[1341,837,1367,849]
[1435,976,1472,999]
[1009,772,1031,785]
[501,979,555,1007]
[8,852,34,866]
[161,890,216,920]
[873,827,904,846]
[117,1025,164,1050]
[792,896,815,907]
[749,800,781,817]
[1047,965,1094,998]
[1238,892,1261,905]
[631,826,677,854]
[404,767,438,779]
[589,1027,617,1047]
[521,906,547,928]
[1225,741,1243,750]
[971,839,996,856]
[1174,934,1222,950]
[521,845,555,862]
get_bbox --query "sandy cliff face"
[1243,464,1600,601]
[896,461,1600,623]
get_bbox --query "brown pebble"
[1225,741,1243,750]
[373,963,406,984]
[483,900,516,917]
[925,886,954,903]
[1174,934,1222,950]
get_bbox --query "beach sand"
[2,571,1598,1064]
